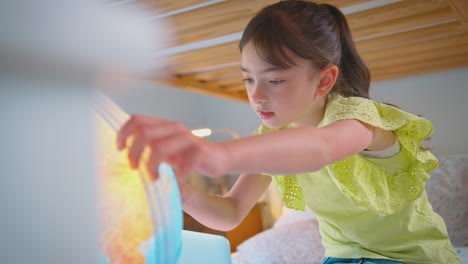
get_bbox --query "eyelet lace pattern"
[254,94,438,215]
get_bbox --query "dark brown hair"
[239,0,370,98]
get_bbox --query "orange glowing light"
[95,114,154,264]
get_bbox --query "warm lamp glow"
[191,128,240,139]
[191,128,212,137]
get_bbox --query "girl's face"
[241,41,326,128]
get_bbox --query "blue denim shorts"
[322,257,404,264]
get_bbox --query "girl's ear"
[316,64,339,97]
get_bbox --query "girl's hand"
[176,180,195,205]
[116,114,227,180]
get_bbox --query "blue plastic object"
[178,230,232,264]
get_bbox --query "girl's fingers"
[126,122,186,169]
[116,115,163,151]
[116,115,211,180]
[126,132,146,169]
[175,146,202,180]
[145,132,200,180]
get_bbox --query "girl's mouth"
[258,111,275,120]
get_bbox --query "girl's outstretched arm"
[117,115,382,180]
[220,119,376,175]
[179,173,271,231]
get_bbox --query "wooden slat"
[347,0,447,31]
[234,89,248,101]
[139,0,468,103]
[167,0,277,46]
[355,21,464,52]
[174,20,464,75]
[351,7,456,40]
[172,23,460,72]
[219,84,248,99]
[126,0,374,19]
[196,65,241,80]
[222,84,247,93]
[166,0,379,46]
[147,73,247,102]
[368,43,468,71]
[361,34,468,64]
[128,0,210,16]
[371,53,468,81]
[315,0,373,7]
[448,0,468,32]
[203,72,243,83]
[170,3,457,73]
[171,34,468,100]
[175,53,240,74]
[213,76,244,88]
[171,42,239,67]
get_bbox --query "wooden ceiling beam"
[145,73,248,102]
[355,21,464,52]
[352,7,455,40]
[170,19,464,71]
[367,43,468,71]
[128,0,468,102]
[195,65,242,80]
[171,42,239,67]
[371,53,468,81]
[315,0,373,7]
[173,21,465,75]
[127,0,373,19]
[347,0,448,31]
[361,34,468,64]
[448,0,468,32]
[168,2,456,72]
[129,0,209,16]
[164,0,438,46]
[222,85,247,93]
[201,72,244,84]
[216,78,244,88]
[166,0,277,46]
[175,54,240,74]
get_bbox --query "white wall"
[107,67,468,155]
[370,68,468,155]
[108,81,209,129]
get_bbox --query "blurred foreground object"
[0,0,170,79]
[0,1,171,263]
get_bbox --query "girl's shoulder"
[322,92,437,170]
[321,93,439,215]
[321,93,415,127]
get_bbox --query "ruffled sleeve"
[320,94,439,215]
[253,124,306,211]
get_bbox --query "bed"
[231,154,468,264]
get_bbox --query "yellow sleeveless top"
[254,94,460,264]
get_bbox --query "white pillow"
[426,154,468,247]
[274,206,316,228]
[236,219,325,264]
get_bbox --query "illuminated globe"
[94,92,183,264]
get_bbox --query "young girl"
[117,1,460,263]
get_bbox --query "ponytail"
[321,4,370,98]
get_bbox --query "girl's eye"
[243,78,254,84]
[269,80,284,84]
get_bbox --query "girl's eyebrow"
[241,66,283,73]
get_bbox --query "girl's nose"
[250,84,268,104]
